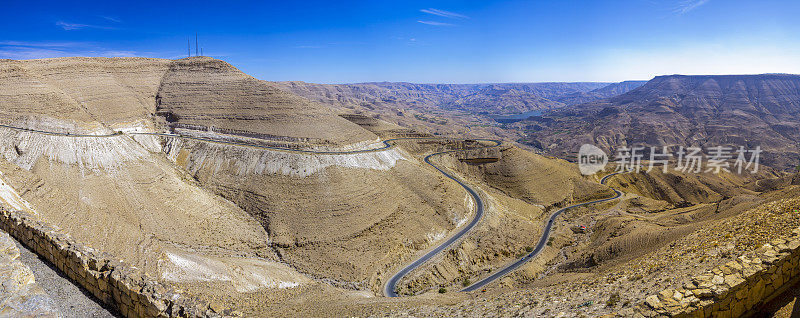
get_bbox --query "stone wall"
[0,230,59,316]
[636,227,800,317]
[0,208,230,318]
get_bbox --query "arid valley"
[3,1,800,317]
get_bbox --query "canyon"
[0,57,799,317]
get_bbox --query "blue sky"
[2,0,799,83]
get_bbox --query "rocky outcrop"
[0,208,232,318]
[0,230,59,317]
[636,227,800,317]
[0,57,170,126]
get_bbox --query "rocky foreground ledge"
[0,208,236,318]
[635,226,800,317]
[0,230,59,316]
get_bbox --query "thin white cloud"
[56,21,90,30]
[417,20,454,27]
[420,8,469,19]
[674,0,710,15]
[100,16,122,23]
[390,36,421,46]
[55,21,115,31]
[0,48,67,60]
[0,41,167,60]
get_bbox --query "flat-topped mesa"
[616,73,800,108]
[155,57,378,148]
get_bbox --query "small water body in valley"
[492,110,543,123]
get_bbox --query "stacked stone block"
[636,228,800,317]
[0,208,231,318]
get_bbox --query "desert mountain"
[522,74,800,169]
[0,57,617,314]
[4,57,800,317]
[156,57,376,147]
[554,80,647,106]
[0,57,465,302]
[275,80,644,142]
[0,57,170,129]
[0,56,376,148]
[278,81,622,116]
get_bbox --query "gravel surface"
[12,237,117,318]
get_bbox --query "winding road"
[383,143,499,297]
[461,172,622,292]
[0,123,503,296]
[0,123,622,298]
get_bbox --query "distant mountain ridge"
[276,81,647,116]
[555,80,647,106]
[523,74,800,169]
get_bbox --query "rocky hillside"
[278,81,611,115]
[0,57,436,309]
[7,57,800,317]
[0,57,377,148]
[555,80,647,106]
[0,57,601,314]
[0,57,170,129]
[276,81,651,118]
[521,74,800,169]
[156,57,375,147]
[275,80,644,143]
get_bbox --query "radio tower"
[187,37,191,57]
[195,33,199,56]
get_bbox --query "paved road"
[0,124,122,138]
[461,172,623,292]
[0,123,498,155]
[134,133,502,297]
[0,123,623,297]
[383,141,501,297]
[0,123,504,298]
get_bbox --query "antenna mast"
[187,37,191,57]
[195,33,199,56]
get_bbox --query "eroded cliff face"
[0,57,481,298]
[0,57,391,297]
[0,56,379,149]
[525,74,800,169]
[162,136,473,291]
[0,124,286,282]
